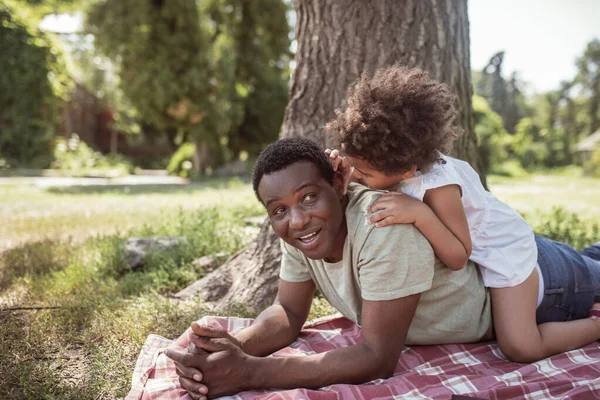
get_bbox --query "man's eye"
[303,193,317,202]
[273,207,285,215]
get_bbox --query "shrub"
[527,207,600,250]
[584,147,600,178]
[491,159,528,178]
[51,134,133,177]
[513,118,548,169]
[473,95,524,175]
[167,142,196,178]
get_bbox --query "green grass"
[0,172,599,399]
[488,173,600,218]
[1,178,266,399]
[0,178,257,252]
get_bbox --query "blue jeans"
[536,236,600,324]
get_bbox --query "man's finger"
[165,348,200,368]
[191,336,231,352]
[165,348,186,363]
[325,148,332,156]
[175,363,203,382]
[188,342,208,354]
[191,322,231,339]
[186,392,204,400]
[330,149,340,158]
[179,376,208,398]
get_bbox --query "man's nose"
[289,206,310,230]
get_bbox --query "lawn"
[0,178,261,253]
[488,173,600,219]
[0,172,599,399]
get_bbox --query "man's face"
[345,155,404,191]
[258,161,346,260]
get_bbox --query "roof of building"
[575,130,600,152]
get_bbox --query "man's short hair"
[252,137,334,203]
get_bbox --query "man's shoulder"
[345,184,431,250]
[346,183,382,214]
[345,184,381,235]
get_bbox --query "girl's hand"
[366,192,428,227]
[325,148,353,195]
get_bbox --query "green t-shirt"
[280,183,493,345]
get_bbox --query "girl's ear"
[400,165,418,180]
[333,171,345,198]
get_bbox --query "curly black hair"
[325,65,462,175]
[252,137,334,203]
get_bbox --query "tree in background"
[556,80,580,165]
[474,40,600,171]
[87,0,226,175]
[183,0,484,311]
[473,95,518,176]
[204,0,291,159]
[475,52,526,134]
[86,0,290,174]
[0,2,73,168]
[575,39,600,136]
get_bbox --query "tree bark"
[192,138,209,175]
[182,0,483,312]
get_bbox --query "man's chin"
[300,244,334,261]
[297,245,328,260]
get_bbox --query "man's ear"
[333,171,345,198]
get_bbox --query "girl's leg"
[491,267,600,363]
[579,242,600,261]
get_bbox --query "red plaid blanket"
[126,314,600,400]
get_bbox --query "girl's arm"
[367,185,471,270]
[417,184,472,271]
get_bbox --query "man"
[165,137,493,399]
[165,137,600,399]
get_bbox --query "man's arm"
[248,294,420,388]
[234,278,315,357]
[172,293,420,398]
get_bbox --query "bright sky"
[42,1,600,94]
[469,0,600,92]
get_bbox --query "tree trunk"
[181,0,482,312]
[192,138,209,175]
[110,129,119,154]
[590,74,600,135]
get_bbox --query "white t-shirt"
[398,154,537,288]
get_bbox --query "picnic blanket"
[126,314,600,400]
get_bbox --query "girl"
[325,65,600,363]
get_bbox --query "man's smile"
[295,228,322,246]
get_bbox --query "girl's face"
[345,156,413,191]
